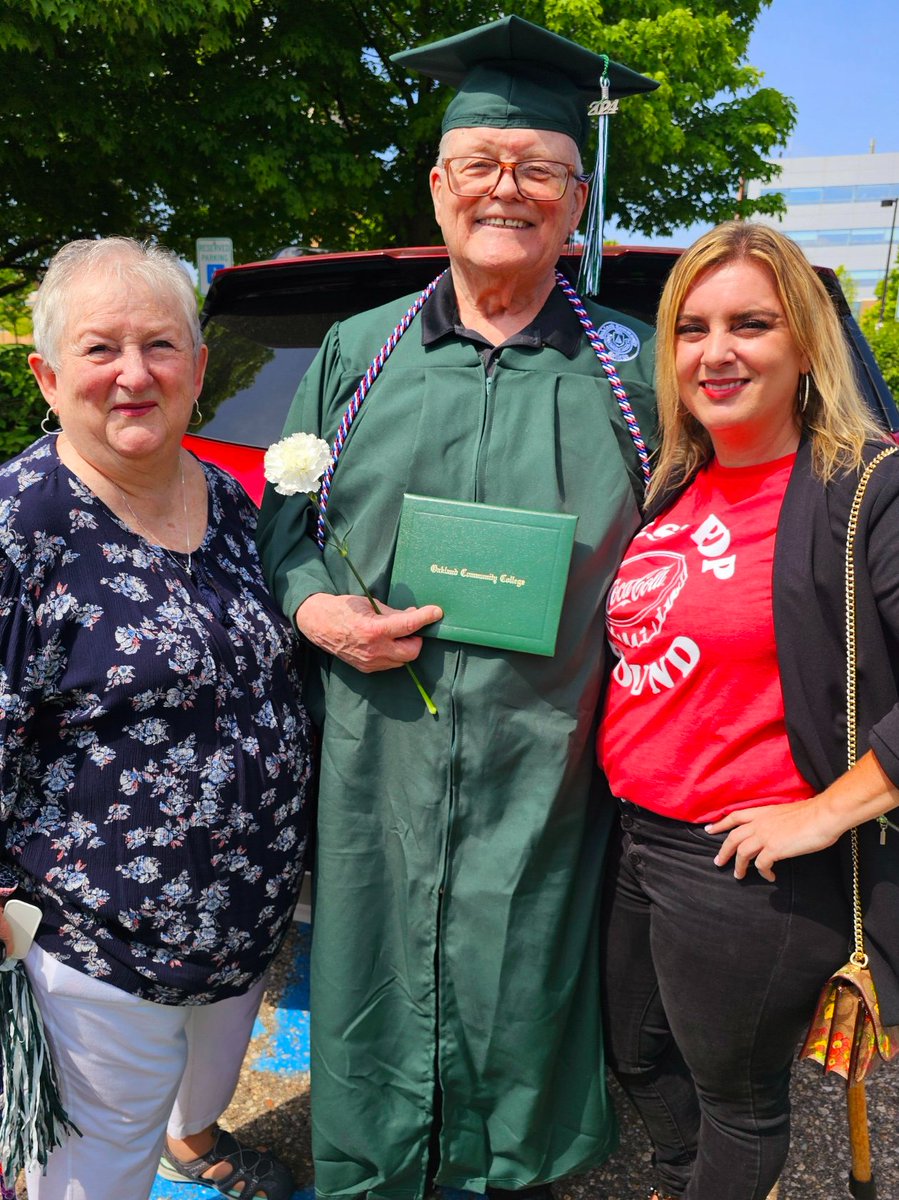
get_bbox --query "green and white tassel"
[0,962,80,1177]
[578,55,616,298]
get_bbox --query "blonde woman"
[597,221,899,1200]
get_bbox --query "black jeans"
[601,801,849,1200]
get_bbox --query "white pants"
[23,943,266,1200]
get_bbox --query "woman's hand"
[708,749,899,881]
[707,799,844,881]
[0,904,14,959]
[295,592,443,672]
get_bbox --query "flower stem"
[404,664,439,716]
[312,498,438,717]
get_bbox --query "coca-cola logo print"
[606,550,688,649]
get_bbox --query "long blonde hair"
[649,221,883,503]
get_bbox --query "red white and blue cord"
[315,271,651,546]
[555,270,652,489]
[315,272,445,547]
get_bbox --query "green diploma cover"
[388,494,578,656]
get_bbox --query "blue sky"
[748,0,898,157]
[615,0,899,244]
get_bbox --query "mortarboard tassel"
[578,56,616,298]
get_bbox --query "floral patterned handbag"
[799,446,899,1085]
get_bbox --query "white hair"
[31,237,202,369]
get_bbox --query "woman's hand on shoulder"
[706,798,844,882]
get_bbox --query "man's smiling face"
[430,126,588,288]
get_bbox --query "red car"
[190,245,899,500]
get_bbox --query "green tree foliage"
[0,344,44,458]
[524,0,795,236]
[2,0,795,294]
[2,0,380,290]
[835,265,858,310]
[0,271,33,340]
[861,263,899,402]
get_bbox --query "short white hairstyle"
[31,237,202,369]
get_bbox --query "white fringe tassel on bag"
[0,962,80,1177]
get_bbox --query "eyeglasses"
[441,157,589,202]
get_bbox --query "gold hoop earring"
[798,373,811,414]
[41,407,60,435]
[190,400,203,429]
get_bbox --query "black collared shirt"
[421,270,584,374]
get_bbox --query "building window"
[784,228,892,249]
[855,183,899,202]
[849,227,893,245]
[846,270,886,285]
[760,183,899,205]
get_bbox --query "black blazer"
[775,438,899,1024]
[648,438,899,1024]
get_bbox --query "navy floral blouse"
[0,437,313,1005]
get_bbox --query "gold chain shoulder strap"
[844,444,899,965]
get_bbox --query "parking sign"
[196,238,234,295]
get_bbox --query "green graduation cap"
[390,14,658,150]
[391,15,658,296]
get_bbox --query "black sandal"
[158,1127,295,1199]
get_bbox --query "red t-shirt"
[598,453,814,824]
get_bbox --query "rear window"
[198,323,315,450]
[197,255,452,449]
[195,248,898,456]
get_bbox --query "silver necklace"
[113,458,193,576]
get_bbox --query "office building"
[746,151,899,312]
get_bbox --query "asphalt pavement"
[152,919,899,1200]
[16,918,896,1199]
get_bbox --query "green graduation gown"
[257,276,656,1200]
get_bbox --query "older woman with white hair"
[0,237,312,1199]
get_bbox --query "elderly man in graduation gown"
[258,16,658,1200]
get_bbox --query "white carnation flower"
[264,429,436,713]
[263,432,332,496]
